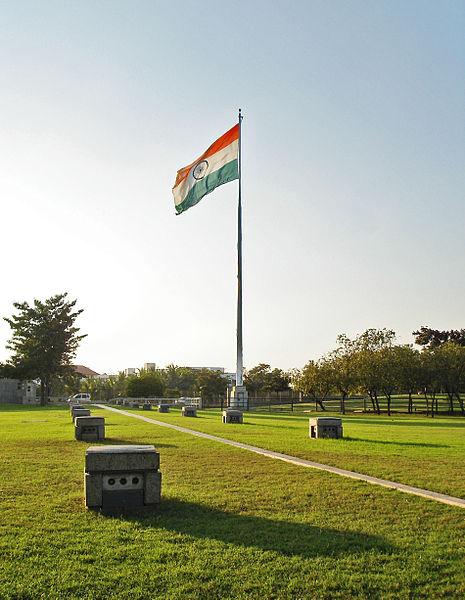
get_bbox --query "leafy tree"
[413,326,465,349]
[50,372,81,399]
[419,351,442,417]
[126,370,165,398]
[394,345,422,413]
[244,363,290,396]
[3,293,86,405]
[431,342,465,415]
[327,334,357,414]
[163,364,197,397]
[378,345,405,416]
[244,364,271,394]
[295,359,334,410]
[194,368,227,401]
[352,329,395,414]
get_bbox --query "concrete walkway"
[95,404,465,510]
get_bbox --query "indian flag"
[172,124,239,215]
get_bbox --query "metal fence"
[105,393,463,416]
[247,394,463,415]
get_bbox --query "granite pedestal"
[309,417,343,439]
[222,409,243,424]
[75,416,105,441]
[85,445,161,511]
[182,406,197,417]
[72,407,91,421]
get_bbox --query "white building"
[0,379,38,404]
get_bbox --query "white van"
[67,393,91,404]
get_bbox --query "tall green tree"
[394,345,422,413]
[194,369,228,401]
[294,359,334,411]
[244,364,290,396]
[352,329,396,414]
[327,334,357,414]
[413,326,465,349]
[431,342,465,415]
[3,293,86,405]
[163,364,197,397]
[126,370,165,398]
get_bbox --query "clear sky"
[1,1,464,374]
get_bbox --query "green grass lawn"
[119,404,465,499]
[0,404,464,599]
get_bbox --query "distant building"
[189,367,225,373]
[143,363,156,371]
[124,368,137,377]
[93,373,115,380]
[72,365,100,378]
[0,379,38,404]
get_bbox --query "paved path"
[95,404,465,510]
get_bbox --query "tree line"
[291,328,465,416]
[1,293,464,414]
[51,365,230,403]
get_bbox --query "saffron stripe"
[173,139,238,207]
[173,124,239,188]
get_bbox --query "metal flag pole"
[236,108,244,389]
[229,107,248,412]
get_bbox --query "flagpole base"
[229,385,248,410]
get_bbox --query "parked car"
[67,393,91,404]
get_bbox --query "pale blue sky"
[1,1,464,373]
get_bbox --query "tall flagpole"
[236,108,244,389]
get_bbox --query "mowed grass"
[121,405,465,498]
[0,405,463,599]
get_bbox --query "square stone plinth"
[182,406,197,417]
[70,405,83,419]
[309,417,343,439]
[143,403,152,411]
[75,416,105,441]
[72,408,91,421]
[222,409,243,424]
[85,445,161,510]
[158,404,170,413]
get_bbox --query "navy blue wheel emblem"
[193,160,209,180]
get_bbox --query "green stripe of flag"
[175,159,239,215]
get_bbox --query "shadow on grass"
[344,436,449,448]
[246,412,307,423]
[343,418,465,428]
[0,404,67,412]
[101,438,177,448]
[115,498,393,559]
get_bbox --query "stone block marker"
[158,404,170,413]
[222,409,243,424]
[143,403,152,411]
[70,404,83,420]
[75,416,105,441]
[309,417,343,439]
[182,406,197,417]
[85,445,161,511]
[71,407,91,421]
